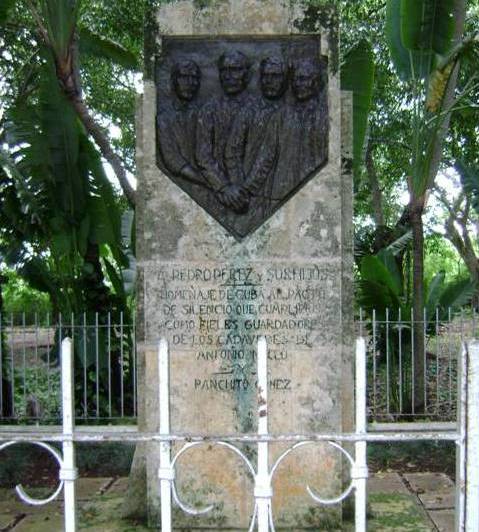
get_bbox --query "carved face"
[292,60,320,102]
[260,58,287,100]
[172,61,201,101]
[218,51,250,96]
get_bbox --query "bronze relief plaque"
[155,36,329,239]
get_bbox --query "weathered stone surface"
[133,0,350,528]
[12,514,64,532]
[404,472,454,494]
[418,491,455,510]
[0,513,15,530]
[427,509,455,531]
[368,472,410,496]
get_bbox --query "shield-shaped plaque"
[156,36,329,239]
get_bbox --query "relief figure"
[155,38,329,238]
[156,59,203,185]
[196,50,255,213]
[225,56,288,216]
[272,58,328,201]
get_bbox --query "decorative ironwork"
[0,337,477,531]
[156,337,368,532]
[155,37,329,238]
[0,441,64,505]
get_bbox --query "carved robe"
[156,101,200,183]
[196,94,256,192]
[272,94,328,200]
[223,99,281,218]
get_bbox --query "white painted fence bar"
[158,338,173,532]
[465,341,479,531]
[455,343,467,531]
[0,427,460,443]
[60,338,78,532]
[0,430,461,443]
[255,336,271,532]
[354,338,368,532]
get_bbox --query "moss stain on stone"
[294,1,339,74]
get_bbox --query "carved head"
[218,51,251,96]
[260,56,287,100]
[291,58,322,102]
[171,59,201,101]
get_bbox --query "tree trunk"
[69,95,137,207]
[365,141,388,250]
[442,196,479,305]
[410,203,425,413]
[54,40,136,207]
[407,0,466,414]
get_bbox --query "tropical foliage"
[1,1,479,418]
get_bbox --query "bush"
[2,270,52,319]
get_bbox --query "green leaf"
[360,254,402,300]
[78,214,90,256]
[0,0,17,25]
[0,148,24,183]
[400,0,455,55]
[73,326,108,369]
[79,27,139,70]
[40,0,80,59]
[425,270,446,321]
[357,279,401,316]
[386,0,435,80]
[103,256,124,298]
[20,258,57,295]
[377,249,403,296]
[386,231,413,256]
[80,136,121,259]
[341,39,375,179]
[39,58,86,221]
[439,278,476,312]
[51,231,73,255]
[386,0,412,80]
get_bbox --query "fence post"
[158,338,173,532]
[60,338,78,532]
[465,340,479,531]
[354,338,368,532]
[255,337,272,532]
[455,343,467,531]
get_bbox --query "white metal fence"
[0,336,478,530]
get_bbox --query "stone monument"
[133,0,353,528]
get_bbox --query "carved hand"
[180,164,203,186]
[219,184,249,213]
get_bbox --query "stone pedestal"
[134,1,353,528]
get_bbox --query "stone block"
[403,472,454,494]
[133,0,350,528]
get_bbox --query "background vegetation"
[0,1,478,417]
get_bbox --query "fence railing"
[0,312,137,422]
[0,337,478,530]
[357,307,479,421]
[1,308,477,423]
